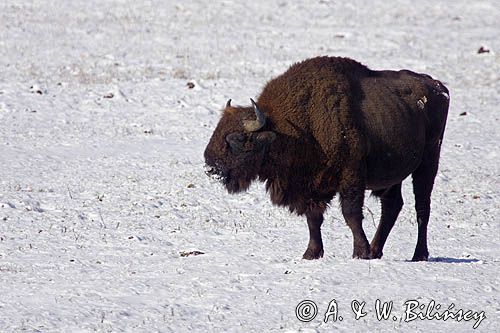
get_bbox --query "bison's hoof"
[411,253,429,262]
[369,244,383,259]
[352,246,372,259]
[369,249,383,259]
[302,247,324,260]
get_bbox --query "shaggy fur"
[204,56,449,261]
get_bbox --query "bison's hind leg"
[302,206,325,260]
[411,143,442,261]
[369,183,403,259]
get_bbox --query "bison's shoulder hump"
[286,56,370,76]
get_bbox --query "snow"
[0,0,499,332]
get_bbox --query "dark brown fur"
[204,56,449,261]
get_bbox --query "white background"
[0,0,498,331]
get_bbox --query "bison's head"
[204,99,276,193]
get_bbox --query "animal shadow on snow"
[394,257,480,264]
[428,257,481,264]
[392,257,480,264]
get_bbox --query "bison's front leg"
[340,187,371,259]
[302,208,325,260]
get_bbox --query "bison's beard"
[205,165,253,194]
[224,171,253,194]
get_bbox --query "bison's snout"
[204,163,229,182]
[204,164,216,177]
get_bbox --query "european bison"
[204,56,449,261]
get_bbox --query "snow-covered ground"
[0,0,499,331]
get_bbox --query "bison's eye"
[225,132,247,152]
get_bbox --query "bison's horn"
[243,98,266,132]
[226,99,232,108]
